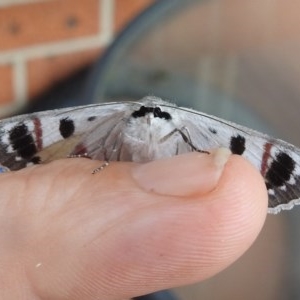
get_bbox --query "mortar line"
[100,0,114,43]
[13,57,27,105]
[0,0,47,8]
[0,33,111,64]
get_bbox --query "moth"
[0,96,299,214]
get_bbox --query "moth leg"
[91,148,110,174]
[161,128,209,154]
[68,152,105,173]
[67,153,92,159]
[92,133,123,174]
[92,161,109,174]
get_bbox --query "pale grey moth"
[0,96,299,214]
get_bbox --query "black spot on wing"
[266,152,295,189]
[9,123,37,159]
[230,135,246,155]
[209,127,217,134]
[87,116,96,122]
[131,106,172,120]
[59,118,75,139]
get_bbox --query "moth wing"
[0,103,133,170]
[176,106,300,214]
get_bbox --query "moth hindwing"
[0,96,299,214]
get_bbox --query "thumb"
[117,150,268,298]
[7,150,267,300]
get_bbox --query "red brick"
[114,0,155,32]
[0,64,14,105]
[27,48,102,99]
[0,0,100,51]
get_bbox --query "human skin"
[0,150,268,299]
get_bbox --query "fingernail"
[131,148,231,197]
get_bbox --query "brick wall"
[0,0,154,116]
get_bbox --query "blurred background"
[1,0,300,299]
[0,0,154,115]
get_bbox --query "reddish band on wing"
[33,117,43,151]
[261,142,272,176]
